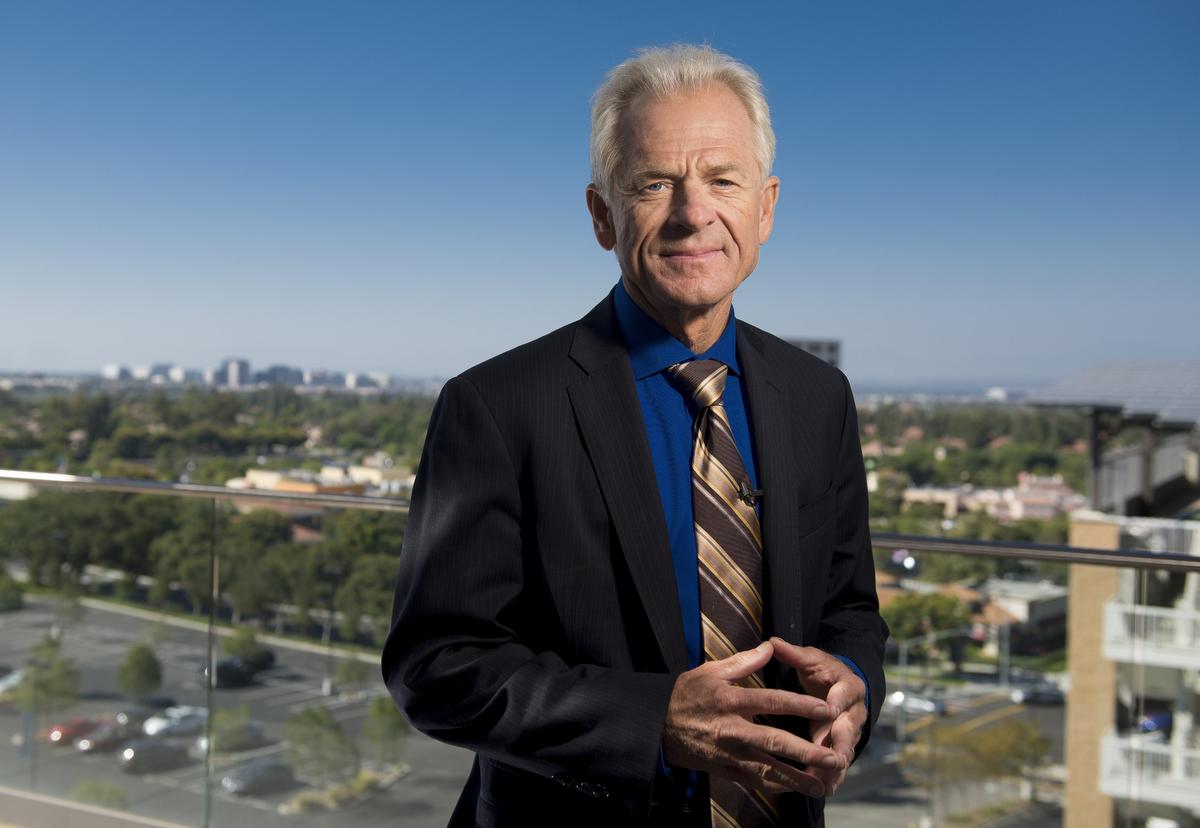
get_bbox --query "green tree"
[15,635,81,714]
[285,705,359,786]
[115,644,162,699]
[364,696,410,765]
[149,500,222,612]
[334,554,399,644]
[0,569,24,611]
[223,627,267,663]
[221,511,292,623]
[210,704,255,753]
[882,593,972,663]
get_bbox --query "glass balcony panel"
[0,489,218,826]
[3,473,1200,827]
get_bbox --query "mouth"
[659,248,722,261]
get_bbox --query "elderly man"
[383,45,887,827]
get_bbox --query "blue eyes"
[641,179,735,194]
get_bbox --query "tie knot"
[667,359,729,409]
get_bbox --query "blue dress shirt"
[612,281,869,702]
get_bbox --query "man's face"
[588,84,779,325]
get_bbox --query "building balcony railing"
[1099,732,1200,811]
[1,469,1199,828]
[1103,601,1200,670]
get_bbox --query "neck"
[622,277,732,354]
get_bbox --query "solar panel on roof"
[1029,361,1200,430]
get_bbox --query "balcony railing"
[1099,733,1200,811]
[1,469,1199,828]
[1103,601,1200,670]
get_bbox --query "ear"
[585,184,617,251]
[757,175,780,244]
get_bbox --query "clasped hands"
[662,638,867,799]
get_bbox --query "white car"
[884,690,946,717]
[0,669,25,695]
[143,705,207,737]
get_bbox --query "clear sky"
[3,1,1198,389]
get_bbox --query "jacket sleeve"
[381,375,677,816]
[816,371,889,755]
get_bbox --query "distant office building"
[166,365,202,384]
[345,372,380,390]
[255,364,304,386]
[100,364,130,381]
[304,369,346,388]
[788,338,841,369]
[211,358,251,388]
[227,358,250,388]
[130,365,152,381]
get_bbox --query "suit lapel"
[737,324,805,645]
[567,296,689,673]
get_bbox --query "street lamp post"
[893,627,975,750]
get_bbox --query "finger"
[725,686,831,720]
[810,720,833,752]
[826,678,866,718]
[733,720,846,771]
[725,747,827,798]
[768,637,822,670]
[712,640,773,681]
[812,764,847,798]
[830,713,862,764]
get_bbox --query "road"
[828,683,1066,828]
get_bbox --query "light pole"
[893,627,974,750]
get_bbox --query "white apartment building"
[1069,513,1200,828]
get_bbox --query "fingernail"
[819,754,841,769]
[813,704,829,718]
[756,641,771,652]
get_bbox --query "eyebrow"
[701,163,743,178]
[628,167,680,183]
[628,162,746,182]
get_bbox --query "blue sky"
[2,1,1197,388]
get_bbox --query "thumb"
[713,641,773,681]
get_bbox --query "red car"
[46,717,100,746]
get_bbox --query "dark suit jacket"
[382,291,887,827]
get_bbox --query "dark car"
[220,758,294,796]
[74,721,128,753]
[239,649,276,674]
[115,705,158,731]
[119,739,191,773]
[1009,680,1065,705]
[198,658,255,689]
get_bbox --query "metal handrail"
[0,469,409,512]
[872,532,1200,573]
[2,469,1198,571]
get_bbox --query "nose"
[668,179,716,232]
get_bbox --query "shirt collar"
[613,279,740,380]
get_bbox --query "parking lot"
[0,598,472,827]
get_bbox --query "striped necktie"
[667,359,778,828]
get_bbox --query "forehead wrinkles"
[618,88,756,180]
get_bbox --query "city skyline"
[3,2,1198,386]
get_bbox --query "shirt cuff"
[833,655,869,712]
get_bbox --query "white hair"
[589,44,776,200]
